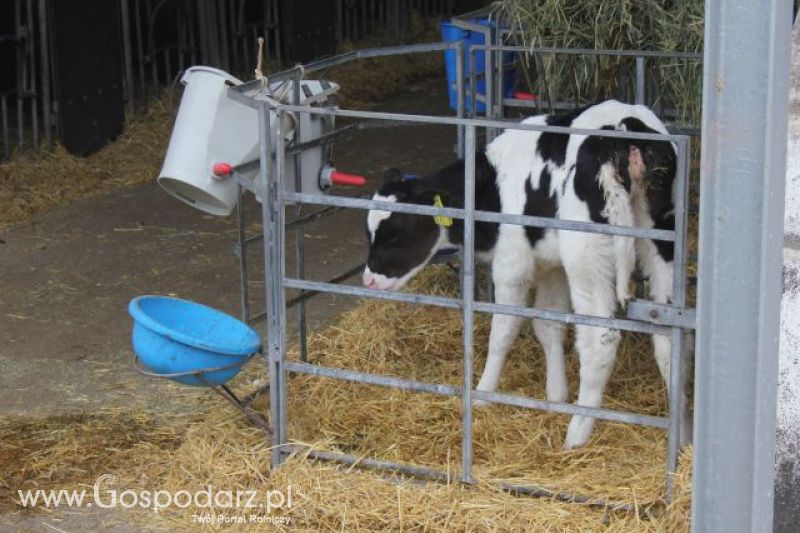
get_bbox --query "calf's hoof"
[563,415,594,450]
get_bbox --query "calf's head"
[363,170,446,291]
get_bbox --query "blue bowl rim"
[129,295,262,357]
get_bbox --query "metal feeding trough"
[157,66,364,217]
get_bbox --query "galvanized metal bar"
[483,25,493,126]
[286,361,460,397]
[237,41,460,87]
[283,444,453,481]
[625,300,696,329]
[283,192,676,242]
[272,103,686,142]
[693,0,792,529]
[292,79,308,362]
[217,0,229,70]
[258,101,284,468]
[146,0,159,96]
[455,41,465,159]
[283,278,673,337]
[284,361,669,428]
[275,109,288,460]
[286,443,651,513]
[14,0,24,147]
[284,277,461,309]
[134,0,147,105]
[1,94,8,158]
[460,126,476,483]
[285,263,365,310]
[335,0,343,48]
[471,43,703,60]
[665,136,690,501]
[248,263,365,325]
[236,184,250,322]
[635,56,646,106]
[469,49,477,118]
[120,0,136,112]
[473,389,669,429]
[474,300,672,337]
[25,0,37,148]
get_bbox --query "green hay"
[494,0,704,126]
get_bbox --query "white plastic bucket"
[158,67,339,216]
[157,67,264,215]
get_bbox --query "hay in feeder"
[494,0,704,126]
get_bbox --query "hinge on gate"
[625,300,697,329]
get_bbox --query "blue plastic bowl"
[129,296,261,386]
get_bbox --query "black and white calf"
[363,100,685,449]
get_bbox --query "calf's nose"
[362,272,378,289]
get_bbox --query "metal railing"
[225,40,697,509]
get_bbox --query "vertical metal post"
[134,0,147,106]
[693,0,792,530]
[275,109,288,460]
[271,0,281,67]
[15,0,24,147]
[237,184,251,322]
[335,0,343,49]
[146,0,160,97]
[120,0,136,112]
[217,0,230,70]
[37,0,51,148]
[259,101,284,467]
[469,49,476,119]
[292,78,308,362]
[25,0,37,149]
[227,0,238,72]
[455,42,465,159]
[665,136,690,500]
[635,56,646,106]
[460,125,476,484]
[497,47,505,122]
[1,95,9,158]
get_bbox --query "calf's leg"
[475,241,534,401]
[531,268,570,403]
[560,233,620,449]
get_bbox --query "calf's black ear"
[411,185,450,207]
[380,168,405,189]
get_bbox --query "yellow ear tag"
[433,194,453,227]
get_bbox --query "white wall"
[775,14,800,532]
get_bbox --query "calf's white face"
[363,180,442,291]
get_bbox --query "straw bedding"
[1,266,692,530]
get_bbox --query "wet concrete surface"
[0,77,458,418]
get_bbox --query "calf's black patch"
[523,167,558,247]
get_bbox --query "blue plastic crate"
[440,18,516,113]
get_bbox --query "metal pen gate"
[222,40,699,510]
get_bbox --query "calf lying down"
[363,100,689,449]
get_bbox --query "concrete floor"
[0,77,462,530]
[0,77,456,417]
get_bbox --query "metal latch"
[625,299,697,329]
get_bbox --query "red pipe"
[329,170,366,187]
[513,91,539,101]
